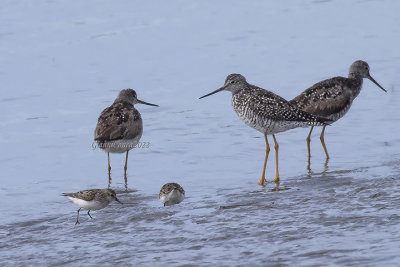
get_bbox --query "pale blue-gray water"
[1,0,400,266]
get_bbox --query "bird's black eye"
[230,80,235,84]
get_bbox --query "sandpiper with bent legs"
[63,189,122,225]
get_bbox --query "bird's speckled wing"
[290,77,354,118]
[94,101,143,142]
[239,87,325,123]
[62,189,101,201]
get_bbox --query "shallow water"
[1,0,400,266]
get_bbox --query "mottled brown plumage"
[290,77,357,121]
[159,183,185,206]
[94,89,158,176]
[290,60,386,160]
[63,189,120,202]
[63,189,122,225]
[95,101,143,143]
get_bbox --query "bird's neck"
[348,72,363,80]
[231,84,253,96]
[231,88,244,96]
[347,76,363,99]
[113,99,133,106]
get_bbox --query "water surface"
[1,0,399,266]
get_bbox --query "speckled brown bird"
[94,89,158,176]
[159,183,185,206]
[63,189,122,225]
[200,74,330,185]
[290,60,386,159]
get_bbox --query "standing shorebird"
[63,189,122,225]
[290,60,386,159]
[159,183,185,206]
[200,74,329,185]
[95,89,158,177]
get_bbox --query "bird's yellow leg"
[258,134,270,186]
[272,134,280,183]
[320,125,330,159]
[306,126,314,159]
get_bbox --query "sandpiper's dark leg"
[124,151,129,175]
[324,157,329,172]
[258,134,270,186]
[306,126,314,159]
[320,125,330,159]
[124,171,128,192]
[272,134,280,183]
[87,210,93,219]
[108,152,112,185]
[107,152,111,173]
[75,208,81,225]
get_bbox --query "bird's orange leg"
[258,134,270,186]
[306,126,314,159]
[320,125,330,159]
[272,134,280,183]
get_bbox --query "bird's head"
[349,61,386,92]
[199,73,247,99]
[116,89,159,106]
[106,189,122,204]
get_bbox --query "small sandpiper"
[290,60,386,159]
[159,183,185,206]
[200,74,329,185]
[63,188,122,224]
[94,89,158,177]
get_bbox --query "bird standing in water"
[200,74,329,185]
[63,188,122,225]
[290,60,386,160]
[95,89,158,178]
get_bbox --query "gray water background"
[1,0,400,266]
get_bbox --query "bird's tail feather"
[295,108,332,126]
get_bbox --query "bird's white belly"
[239,112,268,133]
[236,107,309,135]
[160,189,185,206]
[98,136,141,153]
[68,197,109,210]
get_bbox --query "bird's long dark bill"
[115,197,123,204]
[138,99,159,106]
[368,75,387,92]
[199,87,225,99]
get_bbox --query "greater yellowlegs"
[200,74,329,185]
[63,189,122,225]
[159,183,185,206]
[94,89,158,177]
[290,60,386,159]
